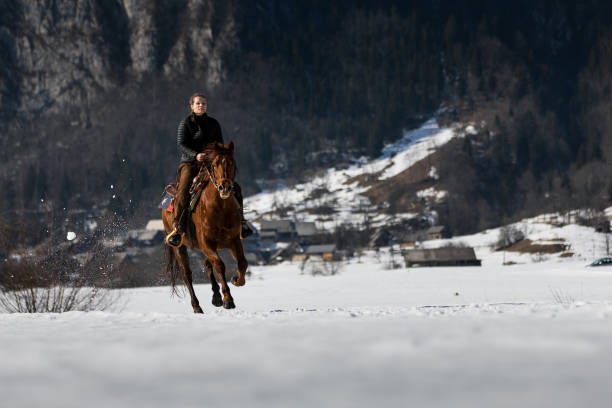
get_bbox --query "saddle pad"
[158,191,174,211]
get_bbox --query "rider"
[166,93,252,247]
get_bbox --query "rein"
[190,152,233,196]
[204,163,221,192]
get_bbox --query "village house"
[295,222,320,245]
[402,247,481,267]
[400,225,448,247]
[259,219,322,244]
[260,220,295,243]
[302,244,339,262]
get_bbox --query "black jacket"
[177,113,224,163]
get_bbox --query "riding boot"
[166,162,197,247]
[233,183,253,239]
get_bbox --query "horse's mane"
[201,143,234,160]
[199,142,238,174]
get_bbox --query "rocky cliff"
[0,0,236,125]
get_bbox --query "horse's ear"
[227,141,234,154]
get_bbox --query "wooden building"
[402,247,481,267]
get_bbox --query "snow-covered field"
[3,116,612,406]
[2,247,612,407]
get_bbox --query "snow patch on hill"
[245,118,458,229]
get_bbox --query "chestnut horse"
[162,141,248,313]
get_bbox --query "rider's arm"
[177,118,197,160]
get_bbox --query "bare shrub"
[384,247,403,269]
[530,253,549,263]
[442,240,469,248]
[0,257,119,313]
[549,287,575,309]
[575,209,606,228]
[0,236,121,313]
[307,205,336,215]
[496,225,525,249]
[299,258,343,276]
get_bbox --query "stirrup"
[240,221,253,240]
[165,227,185,247]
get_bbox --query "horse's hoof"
[212,294,223,307]
[232,276,245,287]
[193,306,204,314]
[223,299,236,309]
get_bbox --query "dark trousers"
[173,162,198,229]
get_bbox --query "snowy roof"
[260,220,294,233]
[426,226,445,234]
[296,222,318,236]
[402,247,477,262]
[146,219,165,231]
[127,229,162,241]
[137,230,161,241]
[303,244,336,254]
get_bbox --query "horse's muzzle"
[218,180,233,199]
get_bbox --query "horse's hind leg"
[229,239,248,287]
[204,260,223,307]
[176,246,203,313]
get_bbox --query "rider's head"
[189,93,207,116]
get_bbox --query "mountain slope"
[245,118,461,230]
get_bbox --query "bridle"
[204,162,222,192]
[193,152,234,197]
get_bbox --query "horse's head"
[203,141,236,200]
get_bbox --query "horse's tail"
[163,244,181,296]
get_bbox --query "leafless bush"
[0,233,121,313]
[496,225,525,249]
[530,253,549,263]
[0,257,120,313]
[549,287,575,309]
[442,240,469,248]
[299,258,343,276]
[575,209,606,228]
[384,247,403,269]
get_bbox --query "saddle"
[159,171,208,212]
[160,172,208,247]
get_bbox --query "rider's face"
[191,97,207,115]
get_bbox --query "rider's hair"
[189,93,207,109]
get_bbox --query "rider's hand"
[196,153,206,162]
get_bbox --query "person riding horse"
[166,93,252,247]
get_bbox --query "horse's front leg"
[201,244,235,309]
[229,239,248,287]
[176,246,203,313]
[203,260,223,307]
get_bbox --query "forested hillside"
[1,0,611,236]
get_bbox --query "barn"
[402,247,481,267]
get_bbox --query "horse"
[161,141,248,313]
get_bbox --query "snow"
[3,221,612,407]
[245,118,458,230]
[3,116,612,406]
[416,186,447,201]
[418,215,610,266]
